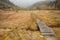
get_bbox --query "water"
[9,0,56,8]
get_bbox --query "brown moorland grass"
[0,10,60,40]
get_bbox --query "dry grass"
[52,28,60,40]
[34,10,60,27]
[0,11,37,30]
[0,10,60,40]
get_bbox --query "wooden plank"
[36,19,54,35]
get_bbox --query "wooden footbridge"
[32,14,56,40]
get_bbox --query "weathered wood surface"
[36,19,54,35]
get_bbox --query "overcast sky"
[9,0,55,8]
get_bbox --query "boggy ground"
[0,10,60,40]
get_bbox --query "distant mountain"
[0,0,20,10]
[0,0,14,7]
[0,0,59,10]
[55,0,60,9]
[30,1,56,10]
